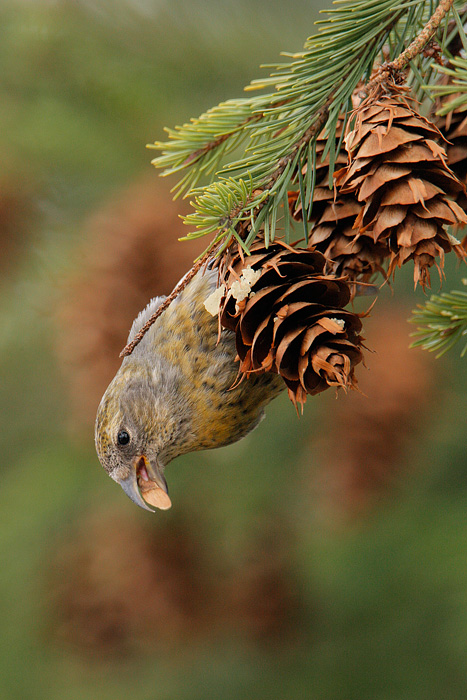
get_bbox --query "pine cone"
[288,119,388,288]
[336,86,467,289]
[47,506,209,656]
[0,177,36,279]
[219,241,364,408]
[309,202,388,287]
[222,521,303,643]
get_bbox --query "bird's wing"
[127,295,167,342]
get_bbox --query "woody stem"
[364,0,455,92]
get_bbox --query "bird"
[95,267,284,512]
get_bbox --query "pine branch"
[151,0,460,251]
[149,99,263,198]
[153,0,409,201]
[363,0,455,94]
[393,0,454,69]
[123,0,466,357]
[410,283,467,357]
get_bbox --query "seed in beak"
[139,480,172,510]
[135,456,172,510]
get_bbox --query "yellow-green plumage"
[95,269,283,510]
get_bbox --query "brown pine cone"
[288,118,387,288]
[336,85,467,289]
[308,199,387,286]
[219,241,364,408]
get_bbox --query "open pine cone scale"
[218,242,364,407]
[336,88,467,288]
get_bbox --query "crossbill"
[95,268,283,511]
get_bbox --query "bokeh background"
[2,1,467,698]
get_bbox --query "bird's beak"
[118,455,172,512]
[119,470,154,511]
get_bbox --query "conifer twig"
[410,284,467,357]
[180,113,262,169]
[363,0,455,93]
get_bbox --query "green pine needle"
[410,284,467,358]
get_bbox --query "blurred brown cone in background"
[221,520,304,644]
[55,177,205,430]
[46,505,210,657]
[219,240,364,409]
[46,505,306,657]
[0,177,36,279]
[337,85,467,289]
[308,306,435,521]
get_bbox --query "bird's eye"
[117,430,130,446]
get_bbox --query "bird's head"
[95,361,186,512]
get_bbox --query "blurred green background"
[1,1,467,698]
